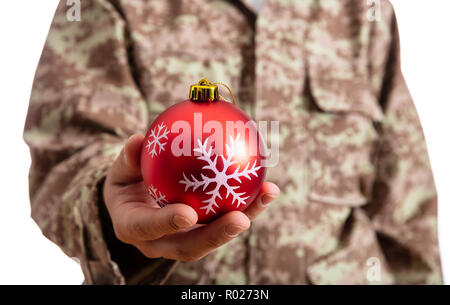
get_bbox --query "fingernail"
[173,215,192,229]
[224,224,246,238]
[260,194,278,207]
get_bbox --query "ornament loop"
[198,78,211,86]
[212,82,237,105]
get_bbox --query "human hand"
[103,134,280,262]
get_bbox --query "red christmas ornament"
[141,79,266,223]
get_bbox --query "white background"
[0,0,448,284]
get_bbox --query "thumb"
[108,134,145,185]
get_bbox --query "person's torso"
[121,0,391,284]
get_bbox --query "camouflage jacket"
[24,0,442,284]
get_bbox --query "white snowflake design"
[180,134,261,215]
[145,122,170,158]
[148,184,168,208]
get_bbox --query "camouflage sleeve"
[23,0,173,284]
[367,2,443,284]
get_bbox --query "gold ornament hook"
[189,78,237,105]
[189,79,218,102]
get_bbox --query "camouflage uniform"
[24,0,442,284]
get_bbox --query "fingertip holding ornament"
[141,79,267,223]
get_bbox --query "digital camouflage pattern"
[24,0,442,284]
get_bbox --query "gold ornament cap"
[189,78,219,101]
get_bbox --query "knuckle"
[205,236,223,249]
[175,248,202,262]
[149,219,172,240]
[130,221,147,238]
[124,208,159,240]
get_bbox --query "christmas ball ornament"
[141,79,266,223]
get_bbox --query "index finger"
[113,202,198,244]
[138,211,251,262]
